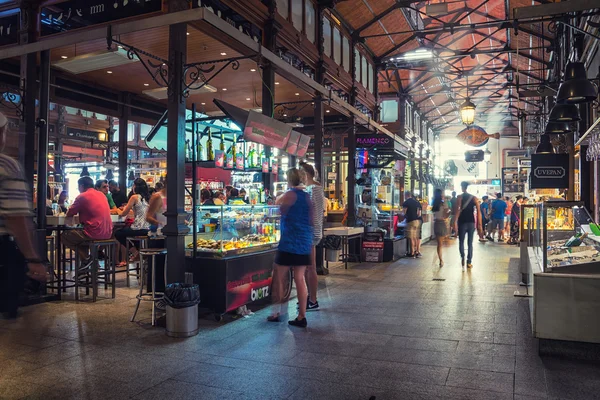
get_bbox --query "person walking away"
[268,168,312,328]
[504,197,513,236]
[479,196,490,242]
[508,195,523,245]
[0,112,47,319]
[299,161,324,310]
[454,182,483,269]
[115,178,151,267]
[449,191,457,237]
[487,193,507,242]
[108,180,129,208]
[402,191,422,258]
[63,176,113,266]
[432,189,450,267]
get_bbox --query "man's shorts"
[405,220,422,239]
[491,219,504,230]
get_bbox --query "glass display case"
[537,201,600,271]
[186,205,280,258]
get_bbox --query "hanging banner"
[243,110,291,150]
[531,153,569,189]
[0,12,19,47]
[285,130,301,156]
[452,159,479,176]
[40,0,163,37]
[296,134,310,157]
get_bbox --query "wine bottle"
[232,135,237,165]
[207,132,214,161]
[220,131,225,152]
[248,145,256,168]
[196,130,203,161]
[185,139,190,162]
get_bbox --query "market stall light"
[556,62,598,104]
[98,132,107,141]
[535,134,555,154]
[105,169,114,181]
[459,97,476,125]
[548,103,580,122]
[545,121,572,135]
[106,70,113,74]
[80,166,90,177]
[220,52,227,56]
[60,55,68,59]
[128,170,135,181]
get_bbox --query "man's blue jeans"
[458,222,475,264]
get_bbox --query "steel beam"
[514,0,599,19]
[118,95,129,195]
[36,50,50,230]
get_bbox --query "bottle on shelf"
[196,130,204,161]
[248,145,256,168]
[236,142,244,168]
[260,146,266,168]
[220,131,225,152]
[232,134,237,165]
[185,139,191,162]
[207,131,214,161]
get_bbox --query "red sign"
[363,241,384,249]
[243,110,291,149]
[262,159,269,173]
[286,130,301,156]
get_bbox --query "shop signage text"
[356,134,393,149]
[40,0,163,37]
[0,12,18,47]
[530,153,569,189]
[65,127,101,141]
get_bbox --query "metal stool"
[125,236,148,287]
[75,239,118,302]
[45,236,55,268]
[131,248,167,326]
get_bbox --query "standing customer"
[508,195,523,245]
[487,193,507,242]
[432,189,450,267]
[268,168,312,328]
[454,181,483,269]
[402,191,422,258]
[146,177,167,233]
[479,195,490,242]
[114,178,151,265]
[449,191,458,237]
[63,177,113,262]
[299,161,324,310]
[0,113,47,319]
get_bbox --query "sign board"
[296,134,310,157]
[327,172,336,180]
[465,150,484,162]
[519,159,532,167]
[243,110,291,150]
[0,12,19,47]
[40,0,163,37]
[531,153,569,189]
[491,179,501,186]
[362,231,384,263]
[356,134,394,149]
[453,159,479,176]
[285,130,301,156]
[66,127,101,141]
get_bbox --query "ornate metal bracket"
[274,100,312,119]
[0,83,24,120]
[183,55,252,98]
[109,37,169,88]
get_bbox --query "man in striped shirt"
[0,112,47,319]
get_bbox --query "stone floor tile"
[446,368,515,393]
[388,336,459,352]
[132,379,251,400]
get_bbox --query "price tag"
[262,159,269,173]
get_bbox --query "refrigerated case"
[185,205,281,316]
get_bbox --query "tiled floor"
[2,240,600,399]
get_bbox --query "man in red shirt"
[63,176,113,262]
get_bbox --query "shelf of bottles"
[185,130,280,173]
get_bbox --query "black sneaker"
[307,300,319,311]
[486,236,494,242]
[416,252,422,258]
[288,317,307,328]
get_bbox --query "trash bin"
[322,235,342,262]
[164,283,200,338]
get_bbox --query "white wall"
[486,137,520,179]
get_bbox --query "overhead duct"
[53,47,139,74]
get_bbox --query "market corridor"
[1,242,598,400]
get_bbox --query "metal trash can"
[325,249,341,261]
[166,304,199,338]
[164,283,200,338]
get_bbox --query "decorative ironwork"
[274,101,312,119]
[0,84,24,120]
[183,56,249,98]
[110,38,169,88]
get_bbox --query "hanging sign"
[285,130,301,156]
[243,110,291,149]
[296,134,310,158]
[262,159,269,173]
[66,127,101,140]
[40,0,163,37]
[356,134,393,149]
[214,150,225,168]
[531,153,569,189]
[465,150,484,162]
[0,12,19,47]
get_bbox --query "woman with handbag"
[432,189,450,267]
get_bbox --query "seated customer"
[212,191,225,206]
[201,188,214,205]
[63,177,113,263]
[95,179,119,214]
[114,178,151,266]
[108,180,129,208]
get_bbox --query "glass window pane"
[354,48,360,78]
[140,124,152,140]
[276,0,288,19]
[292,0,303,31]
[306,2,315,43]
[368,63,373,92]
[128,122,135,142]
[323,18,331,57]
[342,36,350,72]
[380,100,398,123]
[361,56,368,86]
[333,27,342,65]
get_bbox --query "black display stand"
[185,249,276,317]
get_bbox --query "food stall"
[525,201,600,345]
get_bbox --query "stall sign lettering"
[356,134,393,149]
[66,127,100,140]
[40,0,163,37]
[530,153,569,189]
[251,285,270,301]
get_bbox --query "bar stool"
[75,239,118,302]
[45,236,55,268]
[125,236,148,287]
[131,248,167,326]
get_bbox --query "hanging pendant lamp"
[548,103,580,122]
[105,169,114,181]
[128,170,135,181]
[80,166,90,177]
[556,62,598,104]
[459,74,476,126]
[535,134,555,154]
[544,121,571,135]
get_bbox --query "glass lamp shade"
[460,97,476,125]
[80,166,90,177]
[548,104,580,122]
[544,121,571,135]
[128,170,135,181]
[105,169,114,181]
[535,134,555,154]
[556,62,598,104]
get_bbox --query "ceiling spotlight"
[222,88,227,91]
[295,93,300,96]
[556,61,598,104]
[275,82,280,85]
[143,83,149,87]
[536,134,555,154]
[60,55,68,59]
[201,102,206,105]
[326,109,330,113]
[250,68,256,72]
[283,113,287,117]
[186,32,190,36]
[220,52,227,56]
[246,97,251,101]
[106,70,113,74]
[548,103,580,122]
